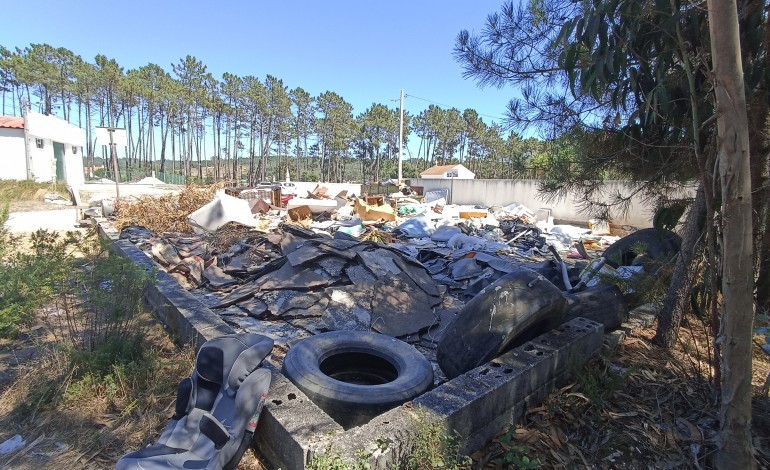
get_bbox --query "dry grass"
[0,310,195,469]
[0,180,69,206]
[114,183,225,234]
[473,319,770,469]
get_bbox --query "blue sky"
[1,0,519,130]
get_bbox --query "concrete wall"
[28,137,54,182]
[0,128,27,180]
[288,178,696,228]
[63,144,85,186]
[406,178,685,228]
[26,111,86,185]
[293,181,364,198]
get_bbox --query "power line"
[404,94,509,122]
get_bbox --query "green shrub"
[0,215,64,338]
[405,408,471,470]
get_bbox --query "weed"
[306,444,370,470]
[576,359,630,410]
[405,408,472,470]
[493,430,541,468]
[0,226,64,338]
[0,180,68,206]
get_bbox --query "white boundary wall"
[285,179,695,228]
[407,178,696,228]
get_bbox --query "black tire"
[602,228,681,268]
[282,331,433,428]
[437,268,567,380]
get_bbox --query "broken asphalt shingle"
[259,262,331,290]
[202,264,239,290]
[450,258,483,281]
[345,264,378,286]
[281,296,330,319]
[260,289,326,316]
[370,280,438,337]
[151,240,182,266]
[280,232,311,256]
[321,286,372,332]
[312,238,362,254]
[288,244,352,268]
[391,254,441,297]
[237,297,269,318]
[356,249,402,278]
[177,240,209,258]
[223,255,248,274]
[317,256,349,277]
[169,256,204,286]
[212,279,262,308]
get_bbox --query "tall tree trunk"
[171,124,176,174]
[159,113,168,173]
[707,0,756,467]
[295,131,301,180]
[654,184,707,346]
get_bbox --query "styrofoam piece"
[187,191,257,233]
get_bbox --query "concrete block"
[255,370,342,469]
[412,319,602,457]
[102,218,609,470]
[109,239,233,348]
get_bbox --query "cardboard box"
[288,205,313,226]
[355,199,396,222]
[459,211,488,219]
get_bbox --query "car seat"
[117,333,274,470]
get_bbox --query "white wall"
[25,112,86,185]
[421,165,475,179]
[64,145,85,186]
[293,181,363,198]
[407,178,696,228]
[28,137,54,182]
[457,165,475,179]
[26,111,84,146]
[0,128,27,180]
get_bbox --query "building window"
[446,169,458,178]
[72,146,78,154]
[35,138,44,149]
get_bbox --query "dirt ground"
[1,307,768,469]
[0,308,268,470]
[1,205,769,468]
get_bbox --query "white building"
[419,163,475,179]
[0,111,85,186]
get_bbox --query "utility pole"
[21,98,33,181]
[108,127,120,201]
[398,89,404,184]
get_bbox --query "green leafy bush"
[405,408,471,470]
[0,213,65,337]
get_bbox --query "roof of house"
[420,164,462,176]
[0,116,24,129]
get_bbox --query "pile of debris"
[121,224,445,341]
[116,183,681,381]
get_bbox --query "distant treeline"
[0,44,550,183]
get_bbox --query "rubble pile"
[121,223,446,342]
[116,182,675,380]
